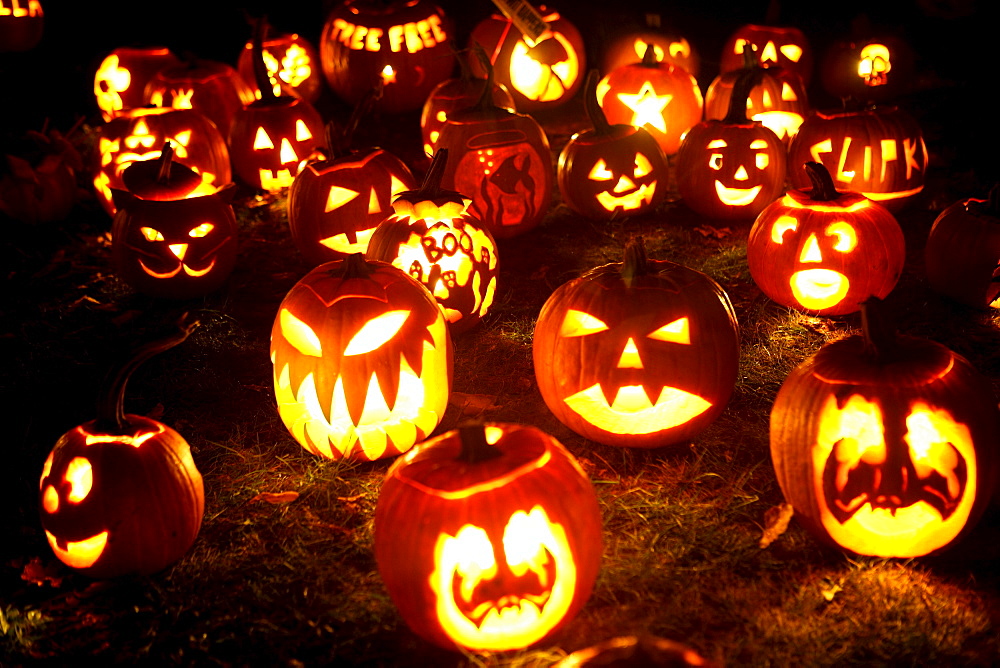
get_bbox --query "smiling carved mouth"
[595,181,657,212]
[45,530,109,569]
[715,181,762,206]
[790,268,849,310]
[563,384,711,434]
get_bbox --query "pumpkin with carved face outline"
[94,46,181,122]
[143,57,256,138]
[39,317,204,578]
[374,423,602,651]
[720,23,813,86]
[748,162,904,316]
[704,55,809,142]
[771,302,1000,557]
[602,21,701,79]
[534,239,740,449]
[271,254,452,461]
[558,71,668,220]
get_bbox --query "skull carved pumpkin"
[94,46,181,122]
[39,316,204,578]
[374,423,602,651]
[720,23,813,86]
[747,162,904,316]
[270,254,453,461]
[533,238,740,449]
[558,70,669,220]
[143,57,256,137]
[820,37,915,105]
[367,149,499,333]
[771,301,1000,557]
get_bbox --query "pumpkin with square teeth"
[533,238,739,448]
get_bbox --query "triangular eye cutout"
[390,175,408,197]
[781,82,798,101]
[280,309,323,357]
[559,309,609,337]
[344,310,410,356]
[368,187,380,214]
[588,159,613,181]
[648,317,690,344]
[325,186,359,212]
[254,127,274,150]
[295,119,313,141]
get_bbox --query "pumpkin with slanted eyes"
[533,238,740,448]
[720,23,813,86]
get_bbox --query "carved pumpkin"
[554,635,716,667]
[93,107,232,217]
[771,301,1000,557]
[270,254,453,461]
[558,70,668,220]
[602,15,700,79]
[374,423,602,651]
[820,37,914,105]
[143,57,256,137]
[320,0,454,114]
[367,149,499,333]
[0,0,43,52]
[787,106,928,211]
[677,68,786,220]
[925,185,1000,309]
[533,238,740,449]
[720,23,813,86]
[237,17,323,104]
[597,45,703,156]
[468,2,585,112]
[39,316,204,578]
[94,46,181,122]
[747,162,904,316]
[436,52,552,239]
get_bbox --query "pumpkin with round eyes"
[94,46,181,122]
[237,17,323,104]
[0,0,43,53]
[747,162,904,316]
[367,149,499,334]
[720,23,813,86]
[602,15,700,79]
[677,68,786,220]
[533,238,740,449]
[558,70,668,220]
[271,254,453,461]
[771,300,1000,557]
[375,423,602,651]
[143,57,256,138]
[39,316,204,578]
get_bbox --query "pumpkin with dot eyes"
[677,68,786,220]
[771,300,1000,557]
[143,57,256,138]
[747,162,904,316]
[602,15,700,79]
[367,149,499,334]
[271,254,453,461]
[533,238,740,449]
[39,316,204,579]
[94,46,181,122]
[237,17,323,104]
[0,0,43,52]
[375,422,602,651]
[558,70,668,220]
[720,23,813,86]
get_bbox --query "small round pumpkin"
[374,422,602,651]
[533,238,740,449]
[771,300,1000,557]
[747,162,904,316]
[39,316,204,578]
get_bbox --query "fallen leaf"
[694,225,732,240]
[759,502,795,548]
[21,557,63,587]
[250,491,300,504]
[449,392,499,416]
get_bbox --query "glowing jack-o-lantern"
[39,317,204,578]
[788,106,928,211]
[368,149,499,333]
[468,3,585,112]
[558,70,668,220]
[602,15,700,79]
[94,47,181,122]
[534,238,740,448]
[374,423,602,651]
[597,45,703,156]
[820,37,914,104]
[237,18,323,104]
[771,302,999,557]
[925,185,1000,309]
[320,0,455,114]
[720,23,813,86]
[677,68,786,220]
[747,162,904,316]
[271,254,453,461]
[0,0,43,52]
[143,58,256,137]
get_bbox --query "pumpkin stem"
[95,313,200,434]
[156,142,175,183]
[621,237,652,287]
[583,69,614,136]
[641,43,657,67]
[330,84,383,157]
[470,43,498,112]
[457,424,504,464]
[416,148,449,198]
[804,161,841,202]
[451,40,473,81]
[860,297,895,360]
[741,45,759,70]
[338,252,379,280]
[252,15,276,102]
[723,68,762,125]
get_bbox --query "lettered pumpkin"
[374,423,602,651]
[533,238,740,449]
[39,316,204,578]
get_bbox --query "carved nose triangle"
[617,337,643,369]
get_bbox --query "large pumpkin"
[39,316,204,578]
[747,162,904,316]
[533,238,740,449]
[143,57,256,137]
[94,46,181,122]
[771,301,1000,557]
[270,254,452,461]
[374,423,602,651]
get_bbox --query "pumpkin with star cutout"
[558,70,668,220]
[747,162,904,316]
[533,238,740,449]
[720,23,813,86]
[143,57,256,138]
[374,423,602,651]
[771,300,1000,557]
[237,17,323,104]
[271,254,453,461]
[39,316,204,578]
[94,46,181,122]
[677,67,786,220]
[367,149,499,333]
